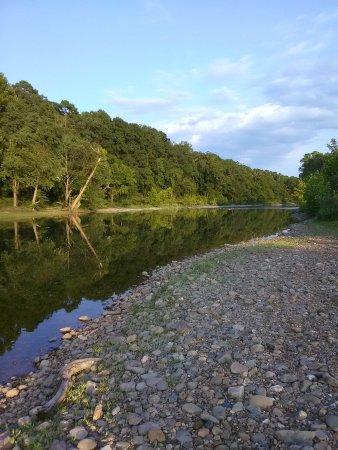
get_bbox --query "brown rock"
[230,361,248,374]
[92,404,103,421]
[0,431,12,450]
[5,388,19,399]
[77,438,97,450]
[250,395,274,409]
[148,428,165,443]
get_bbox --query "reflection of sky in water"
[0,299,107,382]
[0,208,293,382]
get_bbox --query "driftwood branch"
[38,357,101,417]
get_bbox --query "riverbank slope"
[0,220,337,449]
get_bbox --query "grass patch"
[64,381,90,408]
[307,219,338,238]
[11,420,61,450]
[0,207,73,222]
[254,238,304,250]
[166,373,181,387]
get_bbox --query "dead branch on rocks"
[38,358,101,417]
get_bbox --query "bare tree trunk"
[65,219,72,269]
[32,184,38,206]
[13,179,19,208]
[32,221,40,245]
[65,177,71,208]
[14,221,19,250]
[64,152,71,208]
[71,157,101,211]
[70,215,102,267]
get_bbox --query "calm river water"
[0,207,294,381]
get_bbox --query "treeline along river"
[0,207,293,381]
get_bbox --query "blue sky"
[1,0,338,175]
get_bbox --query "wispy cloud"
[106,89,189,114]
[143,0,171,22]
[107,95,173,113]
[207,56,251,78]
[286,40,326,55]
[209,86,241,104]
[315,7,338,24]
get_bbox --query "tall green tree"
[1,128,33,206]
[301,139,338,219]
[105,155,136,204]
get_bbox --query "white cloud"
[108,95,173,112]
[154,102,336,174]
[207,56,251,78]
[265,60,338,108]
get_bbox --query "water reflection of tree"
[0,209,291,353]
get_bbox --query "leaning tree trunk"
[32,184,38,206]
[12,179,19,208]
[70,157,101,211]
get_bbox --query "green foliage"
[301,140,338,219]
[106,155,137,204]
[148,187,175,206]
[299,151,326,179]
[0,75,300,207]
[0,73,14,113]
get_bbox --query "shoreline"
[0,219,337,448]
[0,203,298,222]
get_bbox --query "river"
[0,207,294,381]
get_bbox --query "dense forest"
[299,139,338,219]
[0,73,299,209]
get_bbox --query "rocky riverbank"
[0,221,337,449]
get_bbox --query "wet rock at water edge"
[5,388,19,399]
[59,327,71,333]
[62,332,72,340]
[78,315,91,322]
